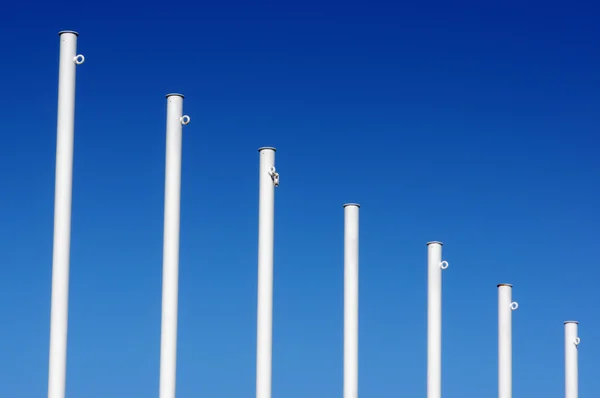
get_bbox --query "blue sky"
[1,1,599,397]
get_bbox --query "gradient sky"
[1,1,599,397]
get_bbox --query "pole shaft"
[498,285,513,398]
[344,204,360,398]
[159,94,185,398]
[48,31,79,398]
[427,242,443,398]
[256,148,276,398]
[565,322,579,398]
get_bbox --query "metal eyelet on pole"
[268,166,279,187]
[73,54,85,65]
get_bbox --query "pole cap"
[564,321,579,324]
[58,30,79,36]
[166,93,185,99]
[343,203,360,208]
[258,147,277,152]
[497,283,513,287]
[426,241,443,246]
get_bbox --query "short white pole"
[256,147,279,398]
[344,203,360,398]
[498,284,518,398]
[159,94,190,398]
[427,241,448,398]
[564,321,580,398]
[48,30,84,398]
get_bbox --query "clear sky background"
[0,1,599,397]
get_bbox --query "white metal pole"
[565,321,580,398]
[498,284,518,398]
[344,204,360,398]
[256,147,279,398]
[48,30,84,398]
[159,93,190,398]
[427,241,448,398]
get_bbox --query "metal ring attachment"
[510,302,519,310]
[73,54,85,65]
[574,337,581,346]
[440,261,449,270]
[268,166,279,187]
[180,115,191,125]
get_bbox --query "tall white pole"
[159,94,190,398]
[344,204,360,398]
[48,30,84,398]
[498,284,518,398]
[256,147,279,398]
[565,321,580,398]
[427,241,448,398]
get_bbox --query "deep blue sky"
[1,1,599,397]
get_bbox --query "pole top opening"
[258,147,277,152]
[497,283,513,287]
[426,241,443,246]
[166,93,185,99]
[343,203,360,208]
[58,30,79,36]
[564,320,579,324]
